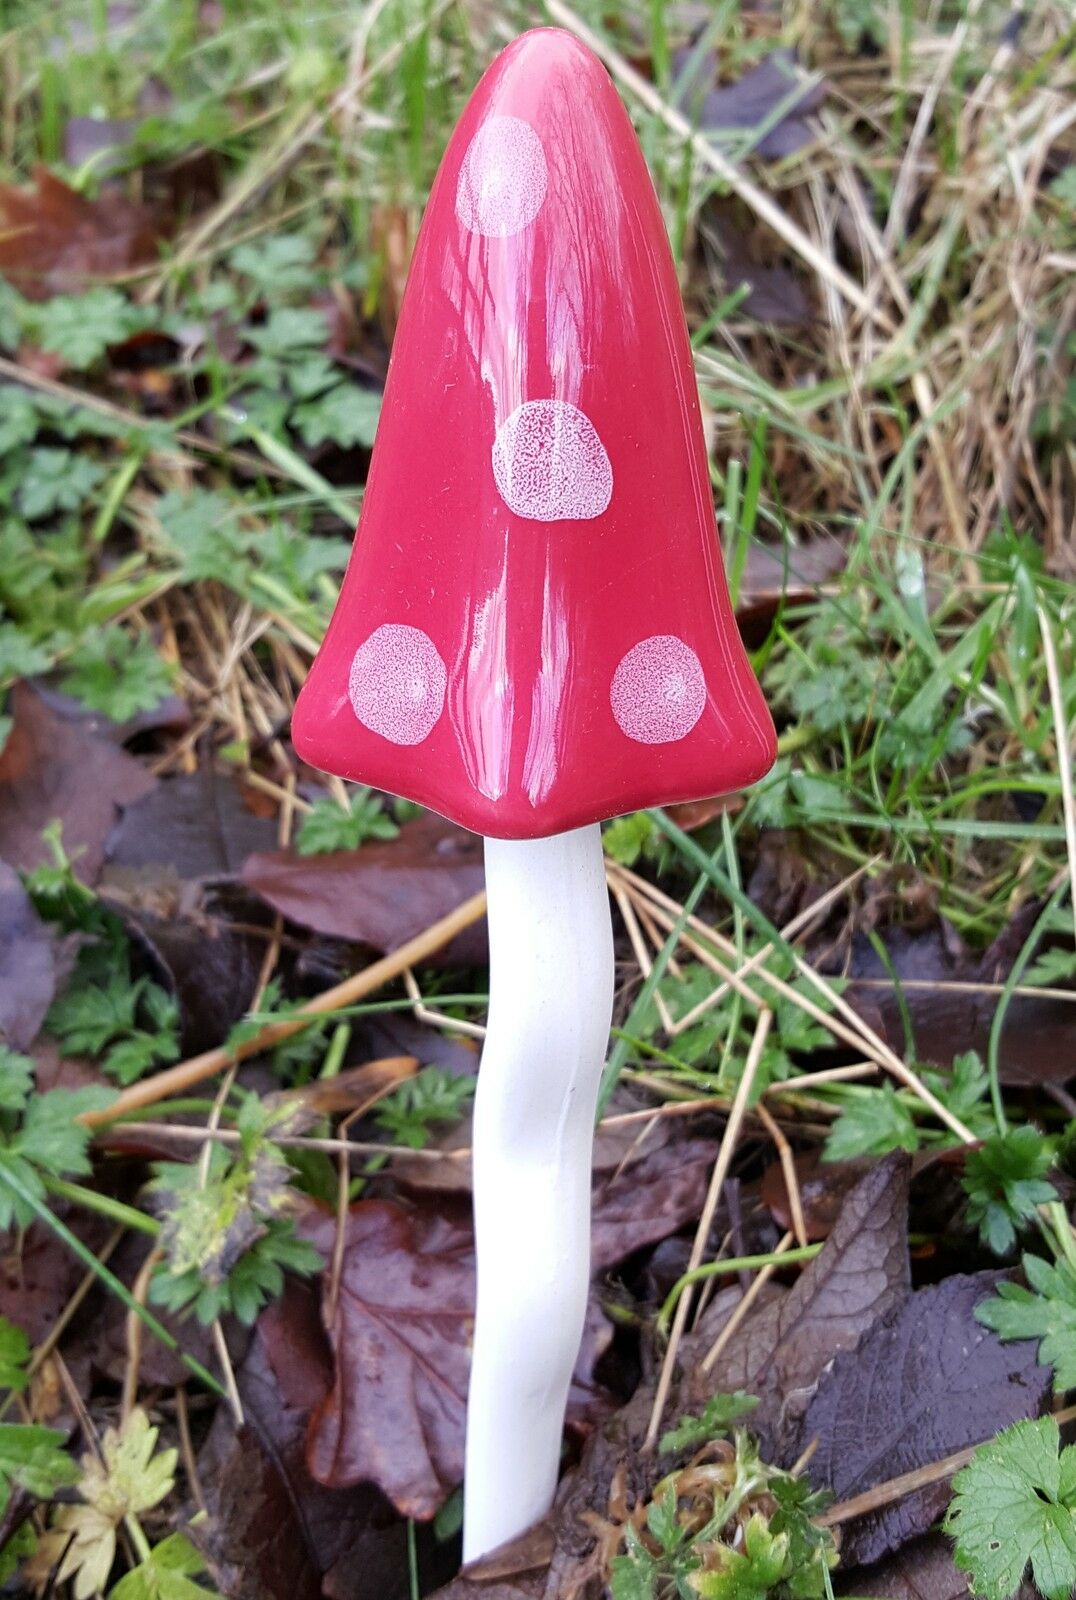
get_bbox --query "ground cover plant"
[0,0,1073,1597]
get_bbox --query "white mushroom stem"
[463,823,614,1562]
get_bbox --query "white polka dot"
[492,400,612,522]
[455,116,548,238]
[611,636,706,745]
[348,625,446,746]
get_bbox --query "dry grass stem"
[644,1008,773,1452]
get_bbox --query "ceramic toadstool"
[292,27,776,1561]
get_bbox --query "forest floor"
[0,2,1074,1598]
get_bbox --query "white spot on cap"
[611,635,706,745]
[455,116,548,238]
[348,624,446,746]
[492,400,612,522]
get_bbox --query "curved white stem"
[463,824,614,1562]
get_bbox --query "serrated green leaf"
[60,628,176,721]
[978,1253,1076,1392]
[0,1422,78,1500]
[0,1048,34,1114]
[660,1391,760,1455]
[824,1083,919,1161]
[292,382,381,448]
[32,289,140,369]
[0,1317,30,1391]
[945,1416,1076,1600]
[962,1126,1056,1256]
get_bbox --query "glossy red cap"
[293,28,776,840]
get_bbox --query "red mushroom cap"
[293,27,776,840]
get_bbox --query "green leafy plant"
[373,1066,476,1151]
[59,627,177,721]
[944,1415,1076,1600]
[48,970,181,1087]
[962,1126,1056,1256]
[149,1092,322,1324]
[978,1253,1076,1393]
[825,1053,995,1162]
[296,786,400,855]
[28,828,181,1086]
[29,1408,195,1600]
[609,1416,836,1600]
[109,1532,224,1600]
[0,1047,114,1230]
[0,1312,79,1581]
[660,1392,760,1456]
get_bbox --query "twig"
[754,1103,808,1249]
[816,1402,1076,1527]
[80,890,488,1127]
[644,1009,773,1452]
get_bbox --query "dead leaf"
[192,1279,445,1600]
[0,167,161,299]
[0,859,65,1050]
[105,767,279,880]
[692,48,826,160]
[0,1212,109,1344]
[802,1271,1051,1566]
[590,1139,720,1272]
[302,1199,474,1517]
[301,1195,625,1519]
[760,1151,875,1242]
[0,682,155,883]
[685,1153,912,1456]
[842,906,1076,1087]
[845,1533,1037,1600]
[97,879,274,1056]
[242,812,487,964]
[430,1580,544,1600]
[735,536,848,640]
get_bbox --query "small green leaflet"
[59,628,177,722]
[660,1391,760,1455]
[108,1532,224,1599]
[0,1054,116,1231]
[978,1253,1076,1393]
[962,1126,1056,1256]
[0,1421,78,1507]
[825,1083,918,1161]
[945,1416,1076,1600]
[295,787,399,855]
[0,1317,30,1391]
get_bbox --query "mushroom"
[292,27,776,1560]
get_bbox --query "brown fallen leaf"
[735,535,848,640]
[0,682,156,883]
[0,1208,110,1344]
[192,1279,443,1600]
[300,1152,715,1520]
[242,812,487,965]
[846,1533,1037,1600]
[843,907,1076,1087]
[689,47,827,160]
[302,1199,476,1517]
[760,1151,875,1241]
[0,859,66,1050]
[684,1153,911,1457]
[105,766,280,880]
[590,1139,720,1271]
[801,1271,1051,1567]
[0,166,161,298]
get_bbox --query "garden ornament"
[293,27,776,1561]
